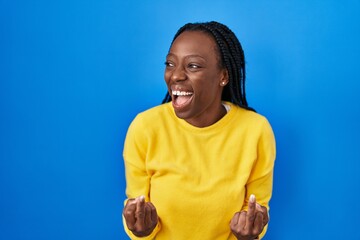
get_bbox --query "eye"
[164,61,174,68]
[188,63,201,69]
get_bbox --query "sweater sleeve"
[122,115,161,239]
[241,118,276,239]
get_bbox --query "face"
[164,31,228,127]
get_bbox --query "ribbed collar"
[166,101,238,135]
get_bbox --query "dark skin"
[164,30,228,128]
[123,31,269,239]
[230,194,269,240]
[122,196,158,237]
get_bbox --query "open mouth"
[172,90,194,109]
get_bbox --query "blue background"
[1,0,360,239]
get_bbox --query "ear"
[219,69,229,87]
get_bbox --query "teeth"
[172,90,193,96]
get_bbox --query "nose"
[170,66,187,82]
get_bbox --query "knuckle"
[252,229,261,236]
[231,226,245,236]
[242,229,250,236]
[135,211,145,219]
[123,209,133,217]
[134,223,143,231]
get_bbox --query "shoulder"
[230,103,271,126]
[134,103,171,122]
[127,103,172,132]
[226,103,274,139]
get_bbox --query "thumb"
[256,203,263,212]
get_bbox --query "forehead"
[169,31,218,57]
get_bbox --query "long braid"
[210,22,248,108]
[162,21,254,111]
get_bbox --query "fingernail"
[139,195,145,202]
[250,194,256,203]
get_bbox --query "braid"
[162,21,254,111]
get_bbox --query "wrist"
[236,237,259,240]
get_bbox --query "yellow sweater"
[123,102,276,240]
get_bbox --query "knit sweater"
[123,102,276,239]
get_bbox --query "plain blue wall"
[1,0,360,239]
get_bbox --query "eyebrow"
[166,53,206,61]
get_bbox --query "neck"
[186,104,227,128]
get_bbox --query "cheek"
[164,71,171,83]
[195,76,221,98]
[199,73,220,89]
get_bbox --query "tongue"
[175,95,191,105]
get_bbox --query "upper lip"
[171,85,193,92]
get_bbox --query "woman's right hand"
[123,195,159,237]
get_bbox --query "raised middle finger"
[246,194,256,227]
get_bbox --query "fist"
[123,196,158,237]
[230,194,269,240]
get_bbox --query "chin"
[173,108,192,121]
[174,110,187,120]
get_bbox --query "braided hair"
[162,21,254,111]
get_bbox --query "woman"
[122,21,276,240]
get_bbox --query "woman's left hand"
[230,194,268,240]
[123,196,158,237]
